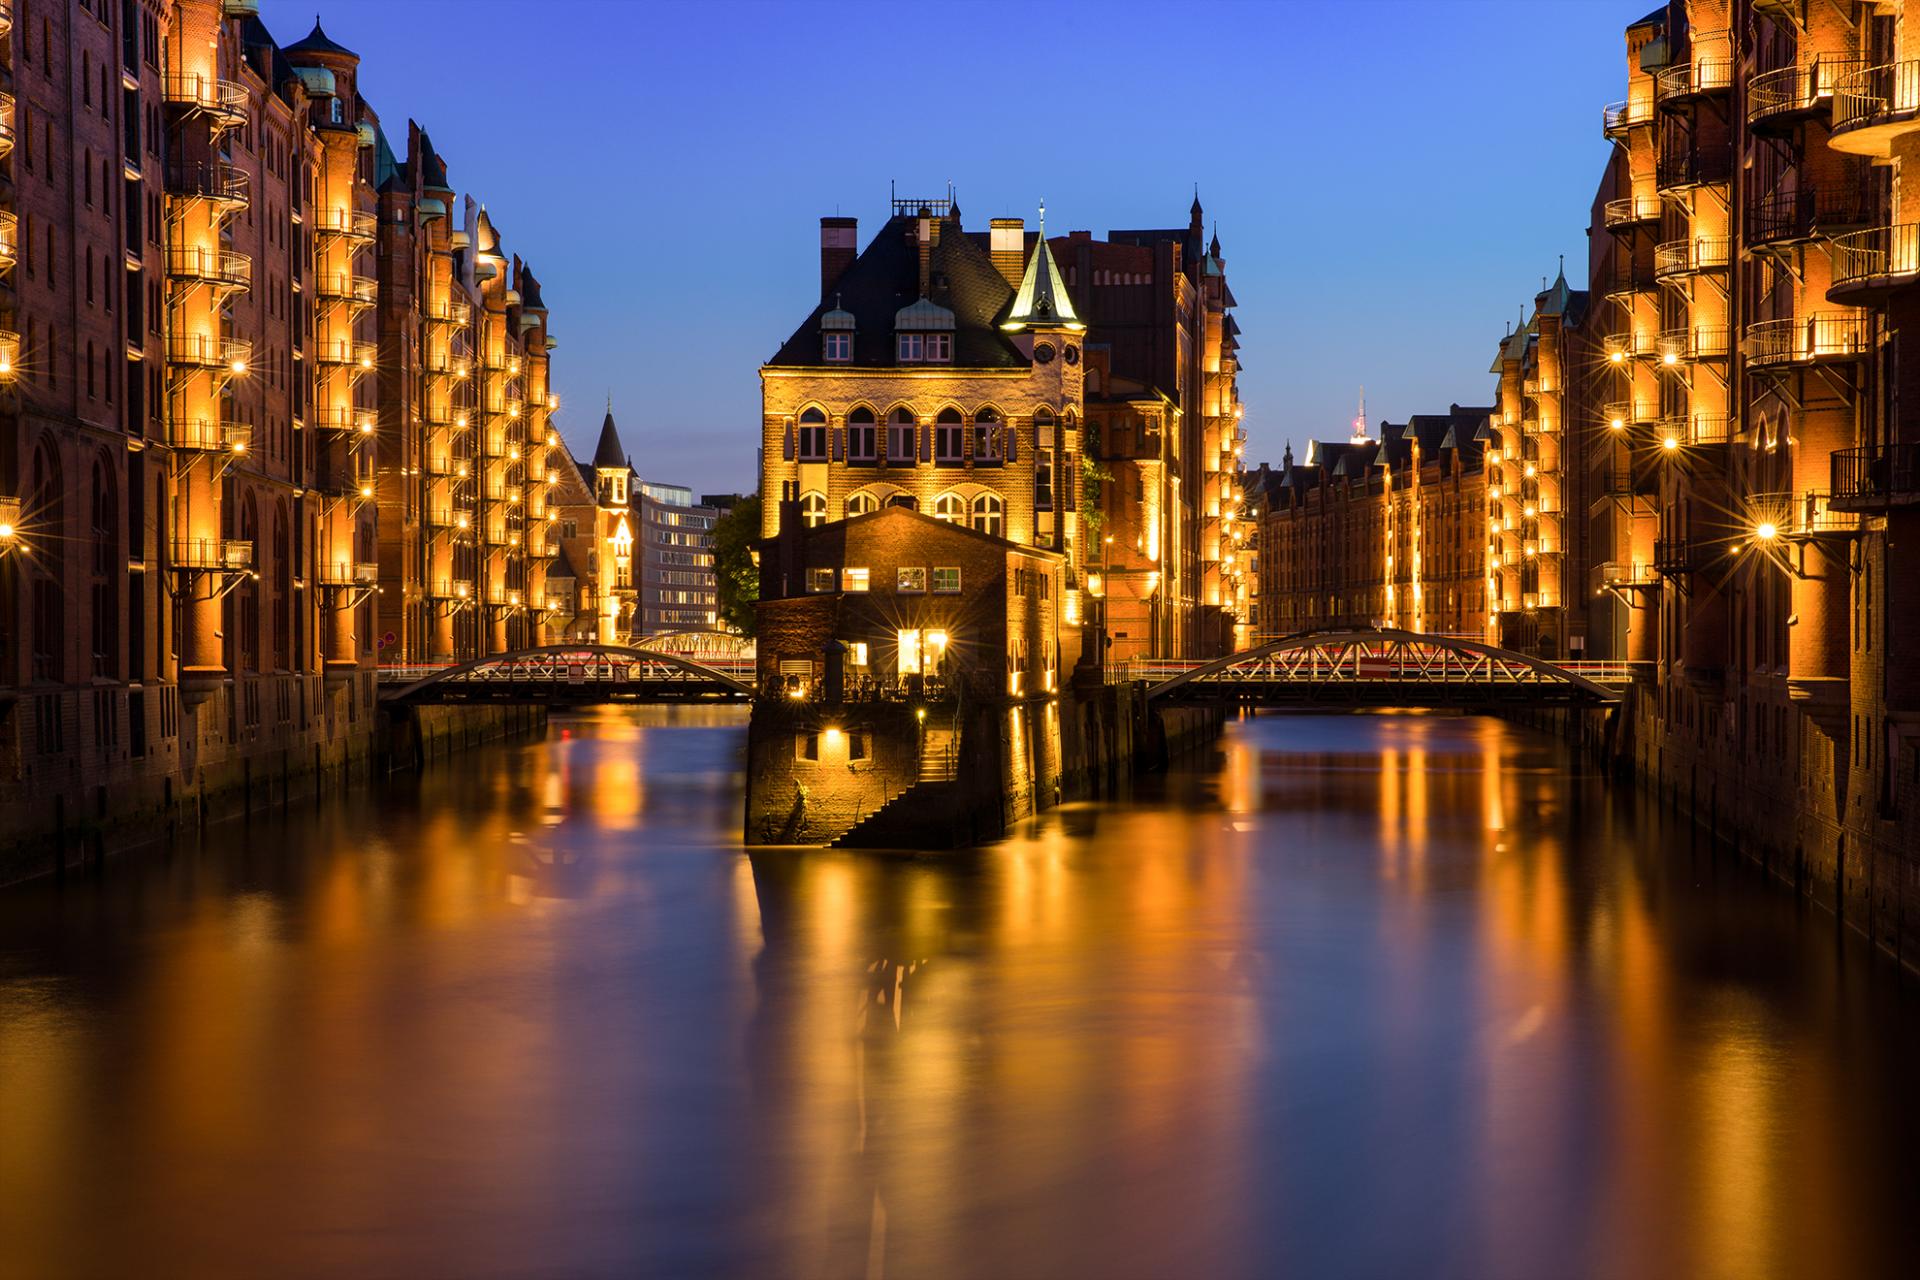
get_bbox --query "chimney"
[820,217,857,299]
[990,218,1025,287]
[916,213,933,298]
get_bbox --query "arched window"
[887,407,917,464]
[800,491,827,528]
[797,406,827,461]
[886,493,918,511]
[1034,407,1055,447]
[90,455,117,677]
[973,407,1002,463]
[847,407,877,462]
[931,493,964,524]
[935,408,964,463]
[845,491,878,518]
[971,493,1004,538]
[30,441,64,683]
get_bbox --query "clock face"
[1033,342,1056,365]
[1064,345,1080,365]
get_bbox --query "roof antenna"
[606,390,612,415]
[1038,198,1046,236]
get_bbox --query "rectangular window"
[798,421,828,460]
[897,567,927,594]
[806,567,836,593]
[888,421,916,463]
[848,641,869,667]
[849,421,876,461]
[1036,448,1055,510]
[824,332,851,362]
[935,421,963,463]
[897,333,924,363]
[932,567,962,594]
[843,567,870,592]
[796,732,820,762]
[926,333,951,363]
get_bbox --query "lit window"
[973,409,1001,462]
[897,333,924,363]
[1036,448,1055,510]
[806,567,836,593]
[844,567,871,592]
[800,492,827,528]
[926,333,951,362]
[971,493,1004,538]
[798,407,828,461]
[848,641,869,666]
[931,494,964,523]
[846,492,878,517]
[847,407,877,461]
[932,567,961,594]
[897,567,927,593]
[823,331,851,362]
[887,408,918,463]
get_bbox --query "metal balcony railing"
[1657,144,1733,191]
[1604,331,1659,363]
[308,408,376,435]
[1833,61,1920,139]
[1744,313,1872,368]
[163,75,248,125]
[424,294,473,325]
[1658,415,1731,447]
[314,339,378,370]
[1654,236,1730,280]
[425,455,470,480]
[1749,58,1861,128]
[1603,96,1653,137]
[1831,443,1920,509]
[1603,260,1660,297]
[1829,223,1920,296]
[1591,561,1659,593]
[1657,327,1731,363]
[315,271,378,306]
[1603,194,1662,228]
[165,160,249,206]
[0,329,18,380]
[172,538,252,571]
[0,210,16,273]
[1652,537,1693,576]
[166,245,250,289]
[1746,183,1879,249]
[1753,489,1860,537]
[0,90,14,159]
[312,208,376,241]
[315,561,379,587]
[1655,56,1733,104]
[171,418,251,453]
[167,333,251,371]
[430,578,474,601]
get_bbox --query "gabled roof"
[762,499,1065,560]
[592,409,626,470]
[1002,233,1083,331]
[767,215,1024,369]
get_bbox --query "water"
[2,709,1918,1279]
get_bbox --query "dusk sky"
[261,0,1629,495]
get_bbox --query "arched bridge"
[379,644,754,705]
[1131,629,1633,707]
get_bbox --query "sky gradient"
[261,0,1631,495]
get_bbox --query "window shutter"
[920,423,932,463]
[1063,453,1076,510]
[832,428,843,462]
[783,422,794,461]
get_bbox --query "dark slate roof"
[1629,6,1665,29]
[760,500,1063,560]
[766,215,1024,369]
[285,19,356,59]
[592,410,626,470]
[416,127,452,193]
[373,124,403,192]
[519,264,546,312]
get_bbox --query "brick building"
[0,2,557,863]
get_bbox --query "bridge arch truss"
[381,644,754,705]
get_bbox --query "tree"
[712,494,762,636]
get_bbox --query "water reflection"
[0,708,1916,1278]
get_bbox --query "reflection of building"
[1251,406,1493,641]
[636,483,719,634]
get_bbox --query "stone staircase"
[831,719,965,848]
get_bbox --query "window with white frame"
[1036,448,1054,510]
[897,332,924,363]
[823,331,851,363]
[971,493,1004,538]
[897,567,927,593]
[845,491,878,518]
[931,493,964,524]
[932,566,961,594]
[843,567,871,592]
[973,408,1001,463]
[925,332,951,362]
[806,567,836,593]
[887,408,917,464]
[935,408,964,464]
[798,407,828,461]
[847,407,877,461]
[800,492,827,528]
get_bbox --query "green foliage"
[1079,455,1114,544]
[712,494,763,637]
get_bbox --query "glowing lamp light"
[359,356,373,369]
[230,358,248,375]
[787,684,806,701]
[1524,463,1536,478]
[0,523,14,540]
[359,485,374,499]
[1662,435,1680,452]
[1609,350,1625,364]
[1662,351,1678,366]
[1755,521,1778,542]
[823,726,843,743]
[1610,417,1625,430]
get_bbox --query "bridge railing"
[1106,647,1649,688]
[379,656,759,686]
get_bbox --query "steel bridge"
[378,638,755,705]
[1125,629,1636,707]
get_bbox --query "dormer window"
[897,333,951,363]
[894,298,955,364]
[824,331,851,362]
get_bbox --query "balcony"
[315,271,378,308]
[1656,326,1730,364]
[1744,313,1872,369]
[1748,58,1860,131]
[0,210,15,274]
[312,208,376,242]
[0,329,18,380]
[426,504,472,532]
[164,160,248,207]
[1654,56,1733,106]
[1828,224,1920,302]
[171,418,252,453]
[0,90,14,160]
[1756,489,1861,539]
[1602,400,1655,429]
[1653,236,1730,282]
[1746,184,1877,250]
[1657,414,1732,448]
[1603,331,1658,363]
[313,339,378,371]
[1657,144,1733,192]
[1603,194,1662,229]
[1652,537,1694,577]
[1602,96,1653,138]
[1831,444,1920,511]
[0,7,11,41]
[430,578,474,602]
[163,75,249,128]
[424,294,473,326]
[172,538,252,571]
[309,408,376,436]
[315,561,379,588]
[1591,561,1659,594]
[1602,259,1660,299]
[165,245,251,290]
[1831,61,1920,157]
[425,455,470,480]
[482,522,515,547]
[167,333,251,373]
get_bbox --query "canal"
[3,709,1919,1279]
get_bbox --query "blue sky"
[262,0,1630,494]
